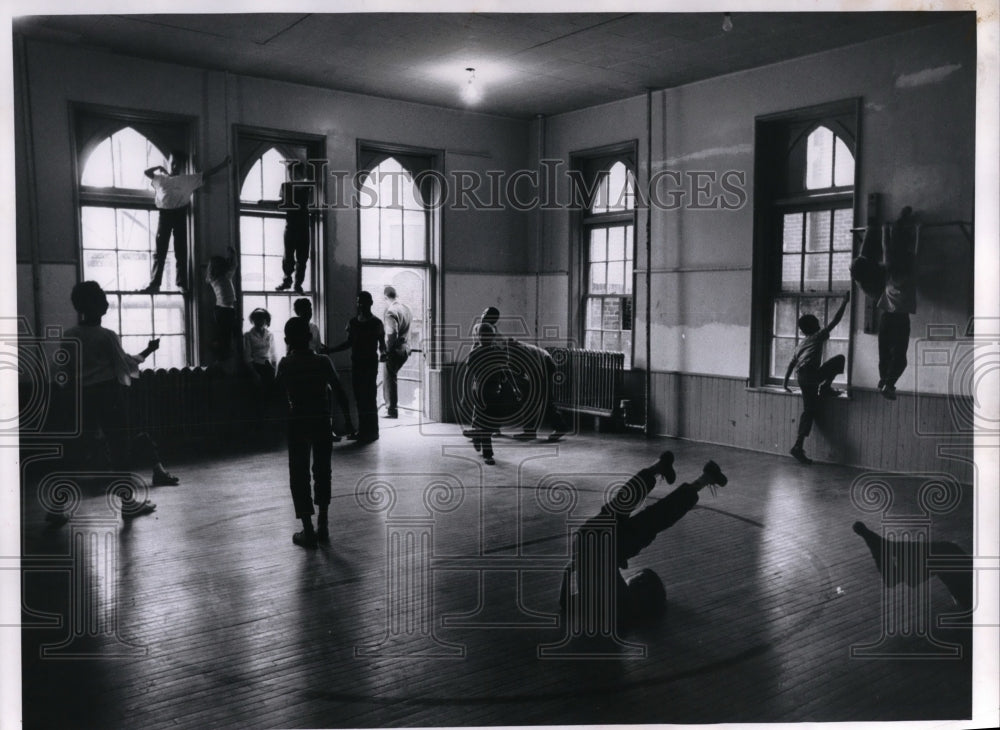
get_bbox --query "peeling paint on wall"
[655,143,753,168]
[895,63,962,88]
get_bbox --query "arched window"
[357,149,436,415]
[358,157,427,262]
[237,143,319,337]
[78,122,187,369]
[753,104,858,387]
[576,154,636,367]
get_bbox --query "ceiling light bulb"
[722,13,733,32]
[462,67,481,104]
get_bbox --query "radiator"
[546,348,623,417]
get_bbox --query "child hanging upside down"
[560,451,728,631]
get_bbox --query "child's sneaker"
[293,531,317,548]
[702,460,728,486]
[316,524,330,544]
[655,450,676,484]
[152,468,179,486]
[879,384,897,400]
[484,456,496,466]
[790,446,813,465]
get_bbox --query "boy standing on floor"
[329,291,386,444]
[275,317,339,548]
[783,291,851,465]
[291,298,355,439]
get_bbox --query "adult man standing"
[381,285,412,418]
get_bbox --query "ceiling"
[14,11,967,118]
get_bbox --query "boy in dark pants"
[877,208,917,400]
[275,317,338,548]
[329,291,386,443]
[784,291,851,465]
[560,451,729,631]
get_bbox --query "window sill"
[745,384,854,401]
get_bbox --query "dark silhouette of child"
[51,281,180,524]
[275,317,340,548]
[561,451,729,631]
[783,291,850,465]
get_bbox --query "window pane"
[152,335,186,370]
[121,335,149,361]
[118,250,150,291]
[799,297,827,324]
[606,162,629,211]
[585,330,601,350]
[623,263,633,295]
[620,331,632,369]
[804,253,830,290]
[602,298,622,330]
[81,139,114,187]
[360,206,380,259]
[771,337,797,379]
[113,128,158,190]
[781,255,802,291]
[602,331,621,353]
[118,209,153,251]
[384,208,404,259]
[152,297,185,333]
[263,218,286,256]
[805,210,831,252]
[242,255,264,291]
[831,252,851,286]
[586,298,602,329]
[262,150,289,200]
[240,217,264,256]
[81,206,117,250]
[782,213,803,252]
[589,229,607,263]
[119,295,153,335]
[264,255,285,289]
[834,137,855,187]
[83,250,119,291]
[607,226,625,261]
[624,225,634,261]
[591,173,609,214]
[240,160,264,202]
[403,209,425,260]
[773,298,798,337]
[606,261,624,294]
[805,126,834,190]
[589,263,607,294]
[830,301,851,340]
[832,209,853,251]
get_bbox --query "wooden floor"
[19,417,974,729]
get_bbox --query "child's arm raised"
[204,155,232,179]
[820,290,851,337]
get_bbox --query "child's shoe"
[316,523,330,544]
[702,460,728,486]
[790,446,813,465]
[293,530,317,548]
[655,450,676,483]
[152,468,180,486]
